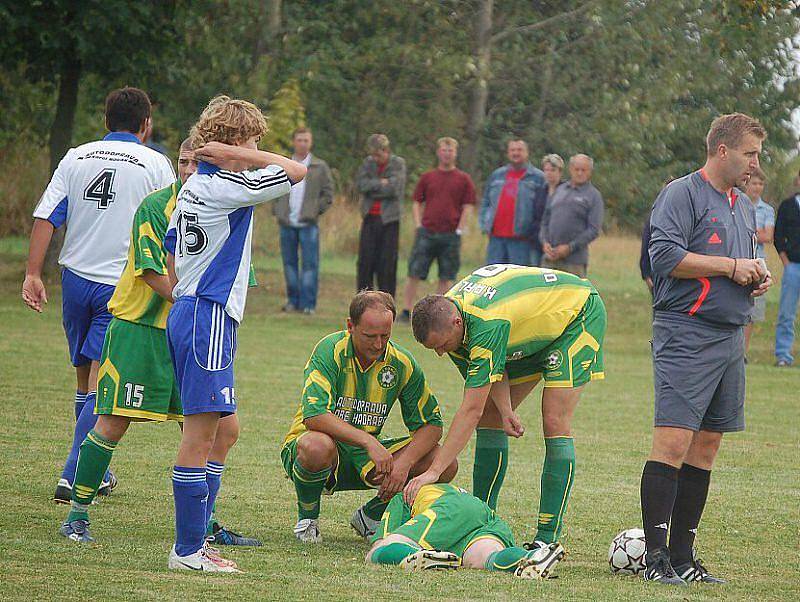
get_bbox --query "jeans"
[530,246,543,267]
[279,224,319,310]
[775,261,800,363]
[486,236,532,266]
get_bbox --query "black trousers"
[357,215,399,297]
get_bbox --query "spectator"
[479,139,546,266]
[356,134,407,297]
[274,127,334,314]
[773,172,800,366]
[743,167,774,359]
[539,154,565,265]
[540,154,604,277]
[640,210,654,293]
[399,137,476,322]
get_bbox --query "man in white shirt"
[22,87,175,504]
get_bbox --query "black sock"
[640,460,679,562]
[668,463,711,567]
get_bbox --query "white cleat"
[350,506,380,539]
[294,518,322,543]
[401,550,460,572]
[167,546,241,573]
[515,542,566,580]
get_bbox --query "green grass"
[1,236,798,601]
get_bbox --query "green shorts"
[96,317,182,422]
[506,292,606,388]
[393,490,515,558]
[281,433,411,492]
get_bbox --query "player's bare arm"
[193,142,307,184]
[140,270,173,301]
[377,423,442,501]
[22,218,56,312]
[489,376,525,438]
[669,251,766,286]
[166,253,177,291]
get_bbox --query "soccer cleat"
[97,471,118,497]
[293,518,322,543]
[59,518,94,543]
[207,523,263,547]
[203,543,240,568]
[54,478,72,505]
[400,550,459,572]
[776,360,792,367]
[350,506,380,539]
[643,549,688,586]
[168,546,241,573]
[515,542,566,580]
[674,557,726,584]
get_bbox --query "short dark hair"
[105,87,152,133]
[706,113,766,156]
[411,295,455,343]
[349,290,396,324]
[293,126,312,138]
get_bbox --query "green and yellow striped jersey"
[445,264,596,388]
[283,331,442,446]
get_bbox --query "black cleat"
[643,548,687,586]
[674,557,726,584]
[54,479,72,505]
[97,471,118,497]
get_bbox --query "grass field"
[1,235,798,601]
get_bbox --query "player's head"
[436,137,458,168]
[292,126,313,157]
[706,113,766,189]
[745,166,766,200]
[190,95,269,150]
[506,139,529,166]
[104,87,152,137]
[347,291,396,363]
[367,133,391,165]
[177,138,197,184]
[411,295,464,356]
[569,154,593,186]
[542,153,564,187]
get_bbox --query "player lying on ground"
[404,264,607,571]
[59,139,260,549]
[164,96,306,572]
[280,291,458,543]
[23,87,175,504]
[366,483,564,579]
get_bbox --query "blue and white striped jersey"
[165,161,291,323]
[32,132,176,285]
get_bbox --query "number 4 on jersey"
[84,169,116,209]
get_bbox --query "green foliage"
[263,79,307,157]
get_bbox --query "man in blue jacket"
[479,140,547,266]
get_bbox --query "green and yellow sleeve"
[132,203,168,276]
[300,339,340,420]
[398,356,443,432]
[464,317,510,388]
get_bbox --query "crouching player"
[281,291,458,543]
[367,483,564,579]
[165,96,306,572]
[58,138,260,548]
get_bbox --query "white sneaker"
[293,518,322,543]
[401,550,460,572]
[350,506,380,539]
[515,542,566,580]
[167,546,241,572]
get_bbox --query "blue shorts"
[166,296,238,416]
[61,269,114,367]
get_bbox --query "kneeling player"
[281,291,458,543]
[367,484,564,579]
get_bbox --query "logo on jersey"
[707,232,722,245]
[508,350,525,361]
[545,350,564,371]
[377,365,398,389]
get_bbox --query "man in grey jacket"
[540,154,604,277]
[274,127,334,314]
[356,133,407,297]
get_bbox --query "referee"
[640,113,772,586]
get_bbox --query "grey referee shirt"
[649,170,757,328]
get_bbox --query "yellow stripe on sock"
[553,461,574,540]
[86,432,116,452]
[487,451,504,502]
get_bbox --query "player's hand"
[553,244,571,260]
[194,142,250,171]
[22,275,47,312]
[367,441,393,481]
[501,411,525,438]
[731,258,763,286]
[751,272,773,298]
[543,242,554,258]
[377,457,411,501]
[403,469,438,505]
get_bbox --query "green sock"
[485,546,534,572]
[472,428,508,510]
[370,541,420,565]
[362,495,388,522]
[206,500,219,536]
[292,459,331,520]
[535,436,576,544]
[67,429,117,522]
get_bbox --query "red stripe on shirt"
[688,277,711,315]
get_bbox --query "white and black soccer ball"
[608,528,646,575]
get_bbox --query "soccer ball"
[608,528,647,575]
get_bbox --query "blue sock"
[173,466,209,557]
[61,391,99,483]
[205,462,224,528]
[74,390,87,420]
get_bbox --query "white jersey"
[165,161,291,323]
[33,132,175,285]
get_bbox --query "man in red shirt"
[399,138,476,322]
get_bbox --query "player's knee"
[542,413,570,437]
[297,432,336,470]
[215,416,240,452]
[462,538,504,569]
[94,414,130,442]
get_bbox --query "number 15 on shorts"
[124,382,144,408]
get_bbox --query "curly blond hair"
[189,95,269,147]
